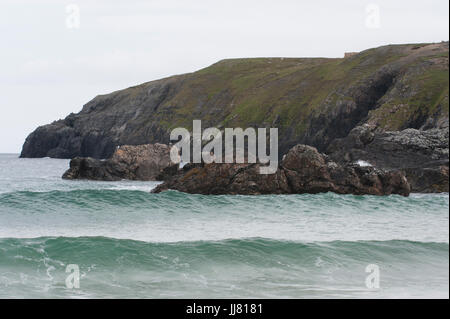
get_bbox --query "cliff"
[21,42,449,160]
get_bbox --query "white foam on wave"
[110,182,162,192]
[355,160,372,167]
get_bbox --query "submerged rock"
[62,143,173,181]
[152,144,411,196]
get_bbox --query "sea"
[0,154,448,298]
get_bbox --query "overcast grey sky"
[0,0,448,153]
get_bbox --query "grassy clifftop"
[21,42,449,158]
[156,42,448,130]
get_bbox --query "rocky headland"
[22,42,448,195]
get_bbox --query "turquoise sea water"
[0,154,448,298]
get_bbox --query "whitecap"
[355,160,372,167]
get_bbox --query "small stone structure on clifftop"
[344,52,359,58]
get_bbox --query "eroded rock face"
[281,145,335,194]
[281,144,410,196]
[62,143,173,181]
[153,162,291,195]
[327,125,449,192]
[152,144,411,196]
[402,166,449,193]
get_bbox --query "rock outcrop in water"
[152,144,411,196]
[62,143,172,181]
[327,125,449,192]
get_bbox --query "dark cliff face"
[20,42,449,159]
[327,125,449,192]
[20,121,117,159]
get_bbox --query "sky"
[0,0,448,153]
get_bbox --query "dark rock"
[152,144,411,196]
[153,162,291,195]
[327,125,449,192]
[281,145,336,193]
[62,143,172,181]
[402,166,449,193]
[62,157,119,181]
[281,144,410,196]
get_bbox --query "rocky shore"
[151,144,411,196]
[327,126,449,192]
[62,142,411,196]
[62,143,172,181]
[61,125,448,195]
[23,41,448,195]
